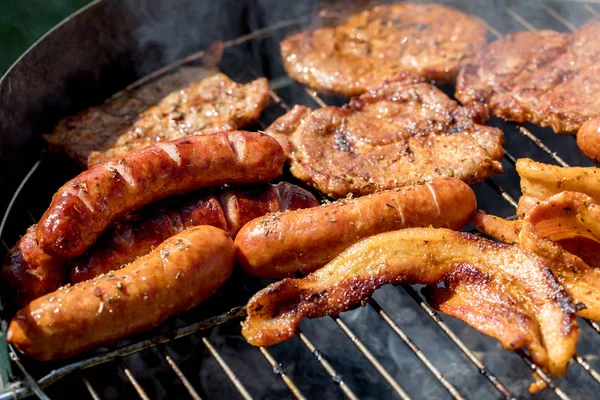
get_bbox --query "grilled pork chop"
[456,20,600,134]
[44,67,270,167]
[281,2,487,97]
[266,73,504,198]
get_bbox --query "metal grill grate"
[1,1,600,399]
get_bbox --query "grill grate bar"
[503,149,518,165]
[81,374,101,400]
[587,319,600,334]
[585,4,600,16]
[157,345,202,400]
[516,127,570,167]
[400,286,516,400]
[485,179,519,208]
[202,337,253,400]
[8,346,49,400]
[505,7,537,32]
[295,328,360,400]
[4,307,248,400]
[543,5,577,31]
[477,18,503,39]
[367,298,467,400]
[574,353,600,384]
[302,88,328,108]
[332,316,412,400]
[514,350,571,400]
[257,347,307,400]
[118,358,150,400]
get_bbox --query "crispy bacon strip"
[474,192,600,320]
[516,158,600,211]
[242,228,578,376]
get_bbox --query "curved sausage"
[8,225,235,361]
[1,226,66,308]
[71,182,318,283]
[577,117,600,164]
[36,130,284,258]
[235,177,476,278]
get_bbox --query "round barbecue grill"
[0,0,599,398]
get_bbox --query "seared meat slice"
[281,2,487,97]
[44,67,270,167]
[266,73,504,198]
[456,20,600,134]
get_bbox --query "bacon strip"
[242,228,578,376]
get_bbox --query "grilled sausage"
[235,177,476,278]
[8,225,235,361]
[1,226,66,308]
[36,131,284,258]
[71,182,318,283]
[577,117,600,164]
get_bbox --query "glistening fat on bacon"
[235,177,476,278]
[36,131,284,258]
[241,228,578,377]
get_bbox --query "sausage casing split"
[8,225,235,361]
[36,131,284,258]
[235,177,476,278]
[71,182,318,283]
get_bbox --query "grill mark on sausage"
[391,196,406,226]
[155,142,182,166]
[64,186,95,214]
[426,182,441,216]
[227,132,246,162]
[109,163,136,188]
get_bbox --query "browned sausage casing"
[235,177,476,278]
[577,117,600,164]
[1,226,67,308]
[71,182,318,283]
[36,131,284,258]
[8,225,235,361]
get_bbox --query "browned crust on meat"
[44,68,270,167]
[456,20,600,134]
[266,73,504,198]
[281,2,487,97]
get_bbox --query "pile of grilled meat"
[4,2,600,393]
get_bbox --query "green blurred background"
[0,0,92,76]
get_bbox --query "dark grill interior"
[1,1,600,399]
